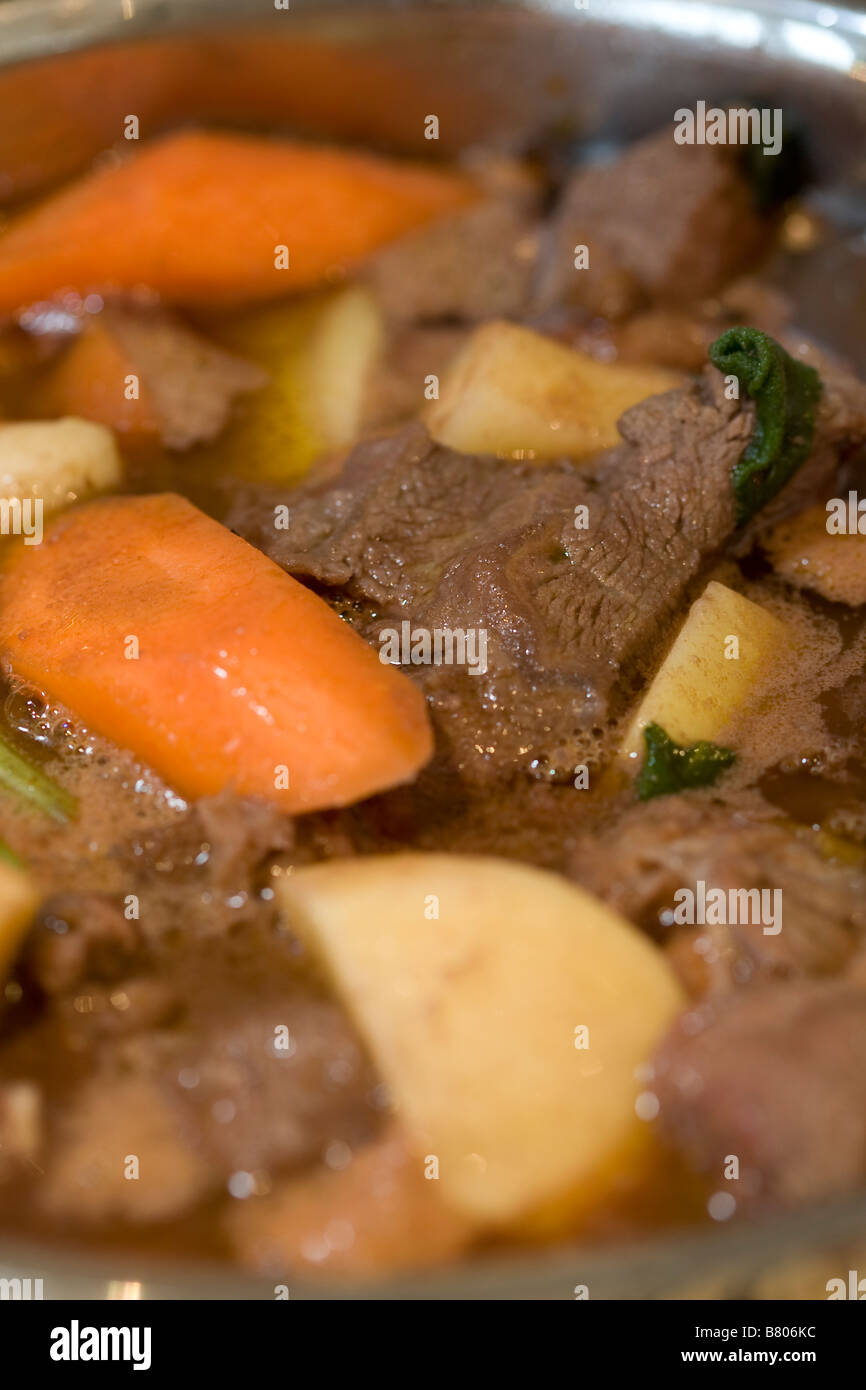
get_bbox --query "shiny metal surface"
[0,0,865,1299]
[1,1,866,194]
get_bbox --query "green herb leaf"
[708,326,822,525]
[0,732,77,822]
[635,722,736,802]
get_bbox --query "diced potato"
[307,287,385,450]
[209,284,384,481]
[0,417,121,515]
[0,857,39,984]
[425,319,681,461]
[765,502,866,606]
[619,580,790,766]
[277,853,684,1227]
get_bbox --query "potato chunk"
[0,417,120,515]
[620,580,789,765]
[211,285,384,481]
[425,319,680,460]
[277,854,684,1226]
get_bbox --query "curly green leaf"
[635,722,736,802]
[709,326,821,525]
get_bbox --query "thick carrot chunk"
[37,319,162,440]
[36,307,266,449]
[0,494,433,810]
[0,130,476,312]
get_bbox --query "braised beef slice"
[3,924,381,1227]
[230,371,751,782]
[0,775,379,1231]
[236,328,866,790]
[584,282,792,375]
[784,334,866,448]
[653,977,866,1207]
[567,795,866,995]
[95,305,266,449]
[533,128,767,316]
[361,162,540,324]
[290,775,591,873]
[363,197,537,324]
[7,787,295,975]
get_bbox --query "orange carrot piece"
[0,494,433,810]
[0,130,476,313]
[35,307,266,449]
[37,319,161,439]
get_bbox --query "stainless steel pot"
[0,0,865,1300]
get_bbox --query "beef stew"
[0,106,864,1285]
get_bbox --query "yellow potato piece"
[765,502,866,606]
[425,319,681,460]
[277,853,684,1227]
[0,857,39,985]
[209,285,384,482]
[620,580,790,765]
[0,417,120,515]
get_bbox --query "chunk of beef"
[604,282,792,373]
[232,335,866,788]
[534,129,767,316]
[118,789,294,943]
[10,786,295,985]
[138,790,295,899]
[653,977,866,1206]
[285,775,594,886]
[26,893,142,995]
[361,161,540,324]
[229,369,752,783]
[610,309,719,373]
[0,784,364,1233]
[362,197,537,324]
[543,280,792,375]
[56,306,267,450]
[111,306,267,448]
[783,334,866,450]
[567,796,866,994]
[30,927,381,1225]
[138,987,379,1184]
